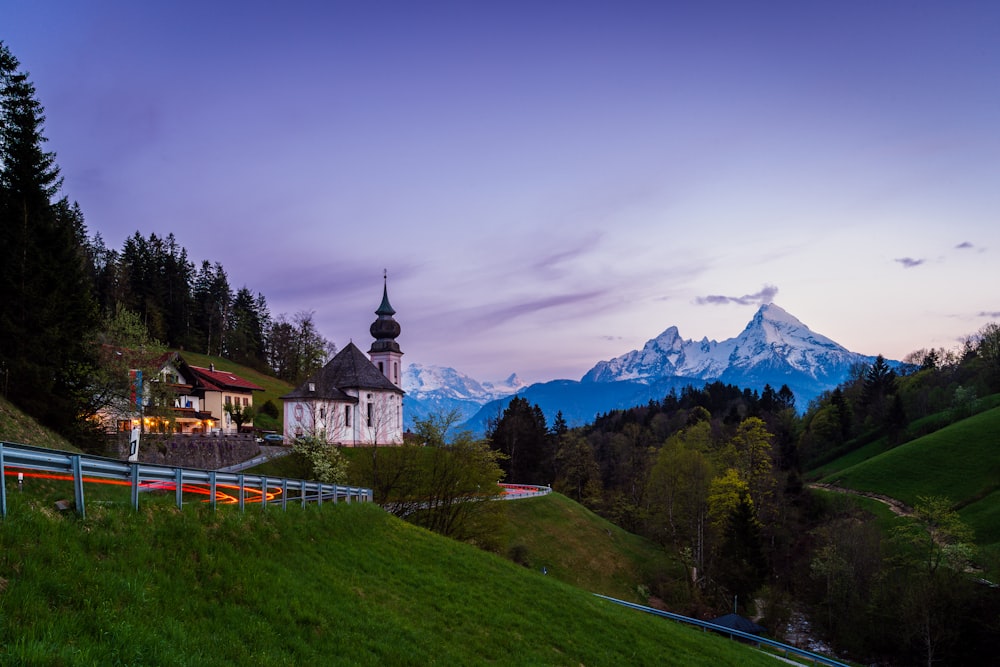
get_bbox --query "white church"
[281,280,405,446]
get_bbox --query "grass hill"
[0,395,78,452]
[502,492,687,606]
[817,405,1000,570]
[0,497,777,666]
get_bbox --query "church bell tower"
[369,273,403,388]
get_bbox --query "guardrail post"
[0,443,7,519]
[175,468,183,510]
[261,475,268,511]
[130,463,140,510]
[72,455,86,519]
[209,471,217,510]
[238,474,245,512]
[281,479,287,511]
[300,480,307,509]
[317,483,323,507]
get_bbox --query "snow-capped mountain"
[583,303,864,385]
[402,364,525,429]
[459,303,885,434]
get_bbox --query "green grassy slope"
[0,499,776,666]
[0,395,79,452]
[819,406,1000,507]
[503,492,687,605]
[818,406,1000,556]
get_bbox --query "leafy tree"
[553,431,602,503]
[646,423,713,576]
[223,402,255,433]
[976,321,1000,391]
[292,434,348,484]
[354,411,506,549]
[892,496,977,666]
[267,311,333,384]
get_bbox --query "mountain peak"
[583,303,866,387]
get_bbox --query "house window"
[242,397,248,407]
[344,405,351,428]
[224,396,232,406]
[367,402,373,427]
[319,407,326,420]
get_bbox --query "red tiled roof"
[188,365,265,392]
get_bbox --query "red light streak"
[3,469,280,504]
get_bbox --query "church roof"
[282,342,404,400]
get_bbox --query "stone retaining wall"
[114,433,261,470]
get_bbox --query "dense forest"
[0,42,333,449]
[484,330,1000,664]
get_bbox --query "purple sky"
[5,1,1000,384]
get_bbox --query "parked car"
[262,433,284,444]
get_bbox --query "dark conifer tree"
[0,42,98,434]
[486,396,553,485]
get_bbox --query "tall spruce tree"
[0,42,98,435]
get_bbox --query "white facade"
[283,389,403,446]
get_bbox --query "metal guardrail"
[594,595,850,667]
[499,483,552,500]
[0,441,373,519]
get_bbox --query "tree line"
[0,42,332,448]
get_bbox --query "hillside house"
[98,350,264,436]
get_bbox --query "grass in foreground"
[0,498,778,666]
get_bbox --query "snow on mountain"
[403,364,525,401]
[402,364,525,429]
[583,303,863,385]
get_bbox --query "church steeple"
[369,272,403,386]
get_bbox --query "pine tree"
[0,42,98,435]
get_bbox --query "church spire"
[369,271,401,356]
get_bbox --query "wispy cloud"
[979,311,1000,319]
[894,257,925,269]
[695,284,778,306]
[956,241,974,250]
[456,290,610,330]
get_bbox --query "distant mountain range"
[402,363,525,427]
[403,303,888,434]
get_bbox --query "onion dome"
[369,278,401,354]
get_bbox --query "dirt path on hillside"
[807,483,913,517]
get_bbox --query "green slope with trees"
[0,499,777,666]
